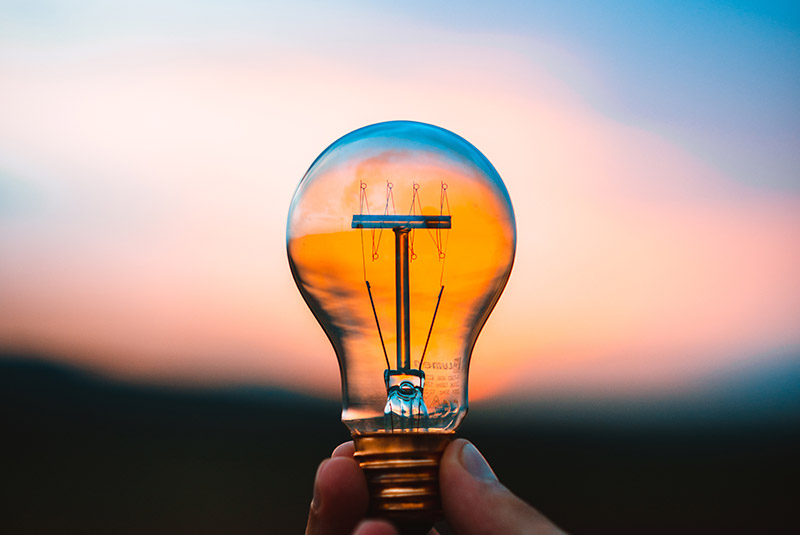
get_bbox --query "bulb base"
[353,432,454,533]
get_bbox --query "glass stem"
[394,227,411,371]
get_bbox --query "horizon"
[4,348,799,421]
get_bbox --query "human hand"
[305,438,567,535]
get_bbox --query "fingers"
[351,519,440,535]
[305,452,369,535]
[309,439,555,535]
[332,441,356,458]
[352,519,399,535]
[439,439,567,535]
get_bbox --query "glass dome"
[287,120,516,434]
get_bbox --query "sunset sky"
[1,1,798,403]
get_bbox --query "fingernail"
[460,442,498,482]
[311,459,329,512]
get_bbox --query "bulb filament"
[352,182,452,430]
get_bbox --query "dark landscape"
[2,352,798,534]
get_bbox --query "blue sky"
[390,0,800,189]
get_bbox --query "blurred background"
[1,1,798,533]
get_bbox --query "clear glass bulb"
[287,121,515,528]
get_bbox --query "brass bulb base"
[353,432,454,534]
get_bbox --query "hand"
[305,438,567,535]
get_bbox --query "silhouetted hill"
[1,354,342,433]
[1,352,797,534]
[474,353,800,432]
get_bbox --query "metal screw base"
[353,432,454,534]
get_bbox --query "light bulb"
[287,121,515,531]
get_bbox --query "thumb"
[439,439,566,535]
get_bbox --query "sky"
[0,0,798,403]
